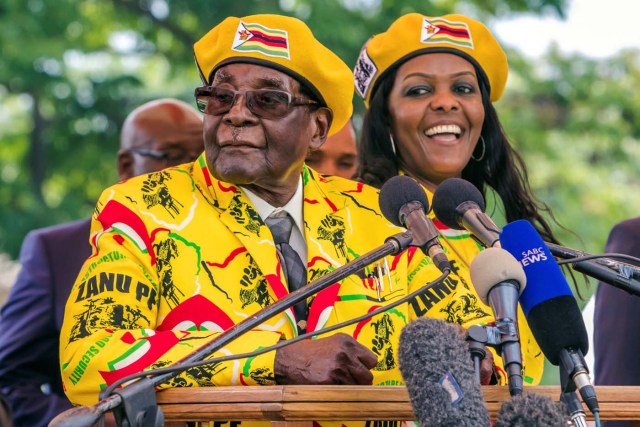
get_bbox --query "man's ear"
[308,107,332,151]
[117,150,134,180]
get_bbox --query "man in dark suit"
[0,98,204,427]
[594,216,640,427]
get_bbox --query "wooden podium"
[156,385,640,425]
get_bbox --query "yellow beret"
[194,14,353,136]
[354,13,508,106]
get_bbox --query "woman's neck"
[401,170,438,194]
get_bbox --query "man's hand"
[478,346,495,385]
[451,324,496,385]
[274,333,378,385]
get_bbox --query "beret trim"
[368,47,491,105]
[210,57,328,108]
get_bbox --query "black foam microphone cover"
[432,178,485,230]
[398,317,489,427]
[526,296,587,365]
[378,175,429,227]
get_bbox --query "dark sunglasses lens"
[250,90,291,118]
[207,88,236,115]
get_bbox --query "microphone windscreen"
[500,219,588,364]
[432,178,486,230]
[493,393,569,427]
[469,247,527,306]
[378,175,429,227]
[398,317,490,427]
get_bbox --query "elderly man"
[0,98,203,427]
[60,16,493,419]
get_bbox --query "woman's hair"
[357,63,560,244]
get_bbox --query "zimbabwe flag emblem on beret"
[232,21,290,59]
[421,17,474,49]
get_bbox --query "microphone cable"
[556,252,640,266]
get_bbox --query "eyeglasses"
[129,148,199,167]
[194,86,318,120]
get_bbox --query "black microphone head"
[432,178,486,230]
[526,296,588,365]
[494,393,569,427]
[379,175,429,227]
[398,317,490,427]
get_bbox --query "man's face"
[202,63,328,198]
[131,125,203,177]
[305,122,357,179]
[120,101,204,179]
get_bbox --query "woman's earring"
[389,134,397,155]
[471,136,486,162]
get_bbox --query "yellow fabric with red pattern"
[60,156,543,427]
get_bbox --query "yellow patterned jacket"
[60,156,543,409]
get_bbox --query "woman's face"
[388,53,485,187]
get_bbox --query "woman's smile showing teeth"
[424,124,462,138]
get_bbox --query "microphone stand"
[467,323,522,396]
[466,325,488,385]
[560,390,588,427]
[570,259,640,296]
[50,231,414,427]
[560,366,588,427]
[558,348,599,417]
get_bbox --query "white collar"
[240,176,304,235]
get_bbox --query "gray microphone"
[398,316,490,427]
[494,392,570,427]
[470,247,526,396]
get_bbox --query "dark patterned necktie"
[265,212,308,333]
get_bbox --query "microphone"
[493,392,570,427]
[571,258,640,296]
[398,316,490,427]
[432,177,501,248]
[469,247,526,396]
[500,219,599,415]
[546,239,640,297]
[547,241,640,282]
[430,176,640,293]
[379,175,451,273]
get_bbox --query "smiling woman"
[386,53,485,186]
[355,12,569,389]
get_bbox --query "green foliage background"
[1,0,639,385]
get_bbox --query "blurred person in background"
[305,120,358,178]
[594,216,640,427]
[0,98,203,427]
